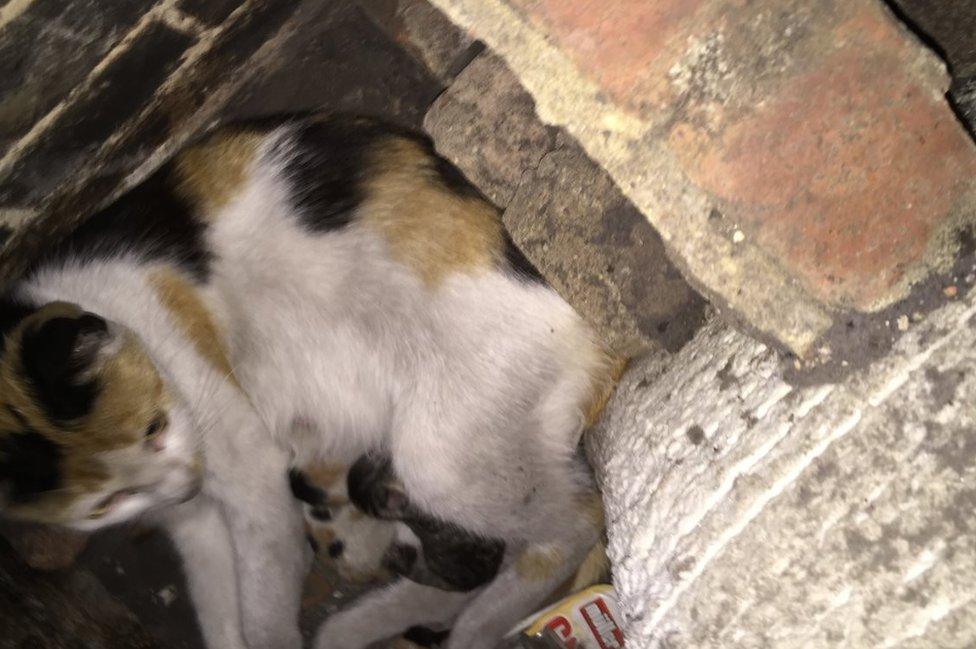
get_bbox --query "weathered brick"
[0,0,147,149]
[429,0,976,355]
[226,1,443,127]
[0,521,88,571]
[426,53,705,354]
[0,535,161,648]
[0,20,195,206]
[424,53,557,207]
[506,144,705,354]
[356,0,479,83]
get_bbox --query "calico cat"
[0,113,620,649]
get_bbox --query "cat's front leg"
[206,404,310,649]
[164,497,249,649]
[315,578,475,649]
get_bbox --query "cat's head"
[0,301,202,530]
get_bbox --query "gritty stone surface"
[587,276,976,647]
[178,0,245,26]
[890,0,976,129]
[427,52,706,354]
[0,521,88,571]
[0,0,146,150]
[425,52,557,207]
[428,0,976,356]
[505,143,705,354]
[0,19,196,206]
[355,0,480,84]
[0,535,161,649]
[226,1,442,128]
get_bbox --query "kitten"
[294,453,506,593]
[0,113,621,649]
[295,454,608,648]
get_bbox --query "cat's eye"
[144,415,166,439]
[88,503,111,519]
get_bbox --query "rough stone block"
[426,52,706,354]
[428,0,976,356]
[0,521,88,571]
[0,535,161,648]
[355,0,480,84]
[506,143,705,354]
[425,52,557,207]
[226,1,443,128]
[178,0,246,26]
[0,20,195,206]
[0,0,146,150]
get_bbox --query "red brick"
[510,0,705,110]
[671,4,976,308]
[508,0,976,311]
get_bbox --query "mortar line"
[0,0,199,179]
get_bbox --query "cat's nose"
[327,539,345,558]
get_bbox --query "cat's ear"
[19,310,114,422]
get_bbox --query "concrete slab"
[587,276,976,647]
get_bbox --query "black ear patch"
[0,429,62,504]
[20,314,108,423]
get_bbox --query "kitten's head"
[290,463,396,584]
[0,302,202,530]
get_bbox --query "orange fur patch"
[360,138,506,287]
[515,544,566,582]
[150,269,236,385]
[583,353,628,429]
[173,131,263,216]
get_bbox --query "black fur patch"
[284,117,389,233]
[0,296,38,351]
[0,428,62,504]
[280,113,484,233]
[347,453,399,519]
[403,626,451,648]
[288,469,327,506]
[502,230,546,284]
[349,452,506,592]
[19,314,108,423]
[29,168,212,282]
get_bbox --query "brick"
[424,52,557,207]
[356,0,479,83]
[178,0,245,26]
[426,53,704,354]
[428,0,976,355]
[226,1,443,128]
[506,144,705,354]
[0,0,146,149]
[0,20,194,206]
